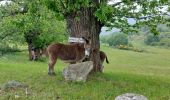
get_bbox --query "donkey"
[99,51,109,72]
[82,50,109,72]
[47,37,91,75]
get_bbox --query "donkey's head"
[82,37,91,57]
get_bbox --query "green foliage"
[0,0,67,50]
[0,1,21,17]
[151,38,170,47]
[159,38,170,47]
[100,35,109,44]
[43,0,92,17]
[0,15,25,44]
[144,34,160,45]
[157,24,170,32]
[23,1,67,48]
[95,4,113,23]
[107,33,128,47]
[0,42,21,56]
[144,32,170,47]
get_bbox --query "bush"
[117,44,129,50]
[107,33,128,47]
[144,34,160,45]
[0,43,21,56]
[144,33,170,47]
[158,38,170,47]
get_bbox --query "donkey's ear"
[82,37,89,44]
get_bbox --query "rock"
[115,93,148,100]
[0,80,27,90]
[0,89,3,94]
[63,61,93,82]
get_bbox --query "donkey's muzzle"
[85,48,91,57]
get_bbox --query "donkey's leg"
[48,55,57,76]
[99,61,104,72]
[48,60,57,76]
[31,50,36,61]
[51,59,57,75]
[77,56,86,63]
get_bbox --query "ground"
[0,45,170,100]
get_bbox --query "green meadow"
[0,45,170,100]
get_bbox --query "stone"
[115,93,148,100]
[0,89,2,94]
[63,61,93,82]
[0,80,27,90]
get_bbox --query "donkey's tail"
[105,55,109,64]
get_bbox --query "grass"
[0,45,170,100]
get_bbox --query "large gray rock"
[115,93,148,100]
[63,61,93,82]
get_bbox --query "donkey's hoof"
[48,72,56,76]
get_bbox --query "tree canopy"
[42,0,170,34]
[0,0,67,49]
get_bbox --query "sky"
[100,27,120,35]
[108,0,121,5]
[0,0,12,6]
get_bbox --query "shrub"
[158,38,170,47]
[107,33,128,47]
[144,33,170,47]
[117,44,129,50]
[0,43,21,56]
[144,34,160,45]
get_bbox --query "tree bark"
[66,7,102,72]
[28,43,33,61]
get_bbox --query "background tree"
[107,33,128,47]
[0,0,67,60]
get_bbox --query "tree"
[107,33,128,46]
[42,0,170,72]
[0,0,67,60]
[0,2,25,53]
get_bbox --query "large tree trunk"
[66,7,102,72]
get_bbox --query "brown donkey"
[99,51,109,72]
[47,37,91,75]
